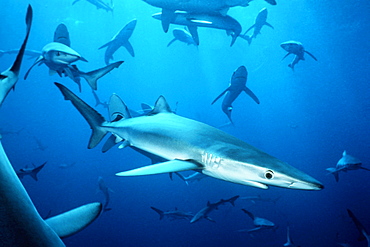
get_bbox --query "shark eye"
[264,170,274,180]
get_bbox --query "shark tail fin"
[150,207,165,220]
[326,168,339,182]
[228,195,239,206]
[45,202,102,238]
[55,83,107,149]
[30,161,46,181]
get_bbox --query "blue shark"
[99,19,137,65]
[211,65,259,123]
[280,41,317,71]
[347,209,370,247]
[326,151,369,182]
[0,5,32,107]
[151,207,194,220]
[240,195,281,204]
[72,0,113,12]
[239,209,276,233]
[240,8,273,45]
[152,12,242,46]
[190,195,239,223]
[55,83,323,191]
[0,136,102,246]
[167,28,197,47]
[16,162,47,181]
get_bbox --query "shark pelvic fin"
[45,202,102,238]
[115,160,202,177]
[55,83,107,149]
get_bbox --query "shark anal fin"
[115,160,202,177]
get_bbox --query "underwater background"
[0,0,369,246]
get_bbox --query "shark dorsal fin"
[148,96,172,115]
[109,94,131,121]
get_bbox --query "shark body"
[239,209,275,233]
[55,83,324,191]
[280,41,317,71]
[240,195,280,204]
[0,5,32,107]
[151,207,194,220]
[326,151,369,182]
[16,162,47,181]
[99,19,137,65]
[211,65,259,123]
[167,28,197,47]
[0,136,102,246]
[240,8,273,45]
[72,0,113,12]
[191,195,239,223]
[152,12,241,46]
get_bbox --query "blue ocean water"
[0,0,369,246]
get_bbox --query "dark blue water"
[0,0,369,246]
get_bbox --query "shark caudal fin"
[228,195,239,206]
[45,202,102,238]
[55,83,107,149]
[79,61,124,90]
[30,162,47,181]
[150,207,165,220]
[326,168,339,182]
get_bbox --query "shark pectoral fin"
[123,41,135,57]
[211,87,229,105]
[281,53,291,61]
[244,24,255,35]
[24,56,43,79]
[161,8,175,32]
[360,167,370,171]
[45,202,102,238]
[205,216,216,222]
[167,38,177,47]
[115,160,202,177]
[265,22,274,29]
[98,40,114,50]
[304,50,318,61]
[187,26,199,45]
[243,86,260,104]
[0,74,7,80]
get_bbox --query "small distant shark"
[190,195,239,223]
[347,209,370,247]
[99,19,137,65]
[55,83,324,190]
[211,65,260,123]
[0,5,32,107]
[0,135,102,246]
[16,162,47,181]
[284,226,300,247]
[151,207,194,220]
[239,209,275,233]
[326,151,369,182]
[92,90,109,108]
[167,28,197,47]
[280,41,317,71]
[72,0,114,12]
[97,176,113,212]
[25,23,123,91]
[174,171,208,185]
[152,12,242,46]
[240,8,273,45]
[240,195,281,204]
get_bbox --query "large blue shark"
[152,12,242,46]
[0,136,102,246]
[211,65,259,123]
[280,41,317,71]
[240,8,274,45]
[0,5,32,107]
[55,83,324,191]
[99,19,137,65]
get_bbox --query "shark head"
[231,65,247,83]
[280,41,304,54]
[42,42,87,65]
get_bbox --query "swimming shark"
[326,151,369,182]
[240,8,273,45]
[99,19,137,65]
[347,209,370,247]
[152,12,242,46]
[55,82,324,191]
[280,41,317,71]
[211,65,260,123]
[16,162,47,181]
[72,0,113,12]
[240,195,281,204]
[0,136,102,246]
[0,5,32,107]
[0,49,41,59]
[190,195,239,223]
[167,28,197,47]
[97,176,113,212]
[151,206,194,220]
[239,209,275,233]
[92,90,109,108]
[174,171,207,185]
